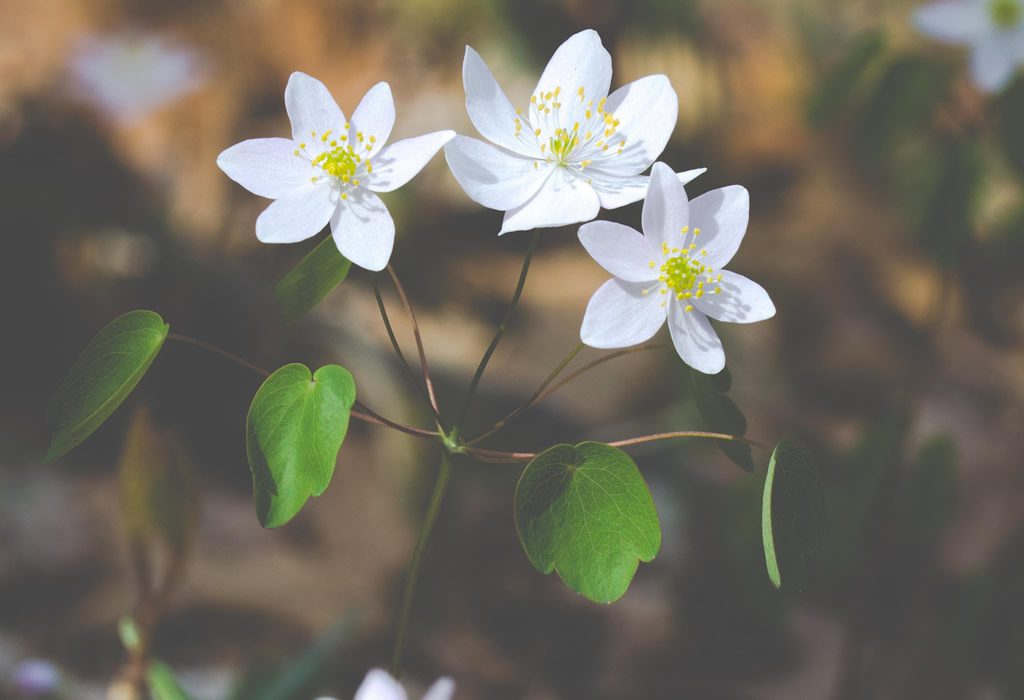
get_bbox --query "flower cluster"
[217,29,774,373]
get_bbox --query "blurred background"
[2,0,1024,697]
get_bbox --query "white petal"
[667,300,725,374]
[913,1,990,44]
[971,38,1019,93]
[444,135,549,210]
[693,270,775,323]
[367,130,455,193]
[533,29,612,122]
[217,138,312,199]
[688,185,749,268]
[422,678,456,700]
[255,184,336,244]
[499,168,600,234]
[354,669,407,700]
[285,72,346,145]
[349,82,395,158]
[578,221,659,283]
[330,190,395,271]
[580,279,667,348]
[594,75,678,175]
[463,46,533,154]
[589,168,706,209]
[642,162,690,252]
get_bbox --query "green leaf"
[808,29,887,126]
[119,406,200,556]
[246,364,356,528]
[148,661,194,700]
[45,310,169,463]
[902,434,958,544]
[274,236,352,322]
[514,442,661,603]
[762,439,826,591]
[118,615,142,654]
[690,368,755,472]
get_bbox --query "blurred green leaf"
[119,406,200,556]
[117,615,142,654]
[995,76,1024,178]
[247,363,355,528]
[274,236,352,322]
[915,136,981,268]
[44,310,169,463]
[515,442,661,603]
[689,368,755,472]
[148,661,194,700]
[762,439,825,591]
[808,29,887,126]
[902,434,958,543]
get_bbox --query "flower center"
[512,85,624,171]
[295,127,377,199]
[646,229,723,312]
[990,0,1022,28]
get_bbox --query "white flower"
[217,72,455,271]
[914,0,1024,92]
[578,163,775,374]
[67,31,206,123]
[444,29,705,234]
[314,669,454,700]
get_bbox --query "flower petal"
[499,168,600,234]
[667,300,725,374]
[330,189,395,271]
[422,678,456,700]
[971,37,1019,93]
[285,72,346,146]
[642,162,690,253]
[533,30,612,120]
[367,130,455,193]
[217,138,312,199]
[590,168,706,209]
[445,135,550,210]
[578,221,659,283]
[694,270,775,323]
[580,278,667,349]
[463,46,534,154]
[913,1,990,44]
[348,82,394,158]
[354,669,407,700]
[594,75,678,175]
[255,184,336,244]
[688,185,749,268]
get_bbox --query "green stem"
[391,451,455,678]
[467,341,584,445]
[455,231,541,428]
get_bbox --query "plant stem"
[467,341,585,445]
[455,231,541,428]
[390,451,455,678]
[386,265,443,424]
[167,333,271,377]
[535,344,664,404]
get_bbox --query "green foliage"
[762,439,825,591]
[148,661,195,700]
[996,77,1024,178]
[274,236,352,322]
[688,367,755,472]
[901,434,958,544]
[44,310,169,463]
[514,442,661,603]
[915,136,981,268]
[119,406,200,556]
[808,29,887,126]
[117,615,142,654]
[246,363,356,528]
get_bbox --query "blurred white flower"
[914,0,1024,92]
[217,72,454,271]
[578,163,774,374]
[314,668,454,700]
[445,29,705,234]
[66,31,206,123]
[12,659,60,696]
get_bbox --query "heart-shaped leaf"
[515,442,661,603]
[274,236,352,322]
[762,439,826,591]
[246,363,355,528]
[45,310,169,463]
